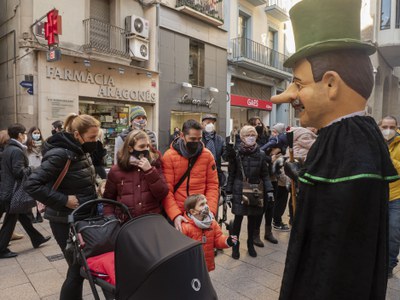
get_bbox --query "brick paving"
[0,212,399,299]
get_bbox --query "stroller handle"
[68,198,132,224]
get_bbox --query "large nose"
[271,83,298,104]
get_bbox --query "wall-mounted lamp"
[146,72,152,78]
[182,82,192,89]
[83,59,91,67]
[206,86,219,108]
[108,67,125,74]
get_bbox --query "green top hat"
[284,0,376,68]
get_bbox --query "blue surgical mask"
[244,136,257,146]
[32,133,41,141]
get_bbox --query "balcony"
[176,0,224,26]
[83,18,129,58]
[265,0,289,22]
[245,0,267,7]
[230,37,292,80]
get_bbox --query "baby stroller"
[68,199,218,299]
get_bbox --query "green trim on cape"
[303,172,400,184]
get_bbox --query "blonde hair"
[64,113,100,135]
[240,125,257,138]
[117,129,159,171]
[0,130,10,146]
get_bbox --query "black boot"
[264,226,278,244]
[247,240,257,257]
[253,229,264,247]
[232,244,240,260]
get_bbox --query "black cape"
[279,116,400,300]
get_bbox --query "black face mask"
[256,126,263,135]
[131,150,149,159]
[81,141,97,153]
[186,141,199,154]
[51,129,57,135]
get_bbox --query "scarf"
[203,132,217,159]
[176,138,203,159]
[239,141,258,154]
[189,212,214,229]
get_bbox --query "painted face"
[271,59,329,128]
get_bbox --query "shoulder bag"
[9,174,37,214]
[237,154,264,208]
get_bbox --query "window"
[381,0,391,30]
[189,40,205,87]
[238,13,250,57]
[268,28,278,67]
[396,0,400,28]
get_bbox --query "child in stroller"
[182,194,238,272]
[69,199,219,299]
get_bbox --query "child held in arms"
[182,194,238,272]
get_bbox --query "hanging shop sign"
[46,66,156,103]
[230,94,272,111]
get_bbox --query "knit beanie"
[130,106,147,121]
[272,123,285,134]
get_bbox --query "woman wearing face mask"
[103,130,168,221]
[25,113,99,300]
[248,117,269,147]
[26,126,45,223]
[225,125,274,259]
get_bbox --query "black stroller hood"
[115,214,218,299]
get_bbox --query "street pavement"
[0,212,399,300]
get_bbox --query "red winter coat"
[181,213,228,272]
[103,158,168,220]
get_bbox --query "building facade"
[157,1,228,152]
[0,0,160,164]
[226,0,292,132]
[369,0,400,120]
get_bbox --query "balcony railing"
[231,37,291,73]
[267,0,288,12]
[83,18,129,58]
[176,0,223,24]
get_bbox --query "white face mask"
[32,133,41,141]
[244,136,257,146]
[381,129,396,141]
[204,123,215,133]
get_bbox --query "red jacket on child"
[181,212,229,271]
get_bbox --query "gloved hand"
[267,192,274,202]
[227,235,238,247]
[225,193,233,204]
[272,157,287,175]
[284,160,301,181]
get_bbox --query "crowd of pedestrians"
[0,104,399,300]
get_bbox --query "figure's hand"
[66,195,79,209]
[138,158,152,172]
[284,160,301,181]
[174,215,188,232]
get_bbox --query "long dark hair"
[117,130,159,171]
[26,126,44,153]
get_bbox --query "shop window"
[189,40,205,87]
[80,102,130,166]
[170,111,217,133]
[381,0,391,30]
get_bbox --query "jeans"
[389,198,400,270]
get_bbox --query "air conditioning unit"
[125,15,149,39]
[129,37,149,61]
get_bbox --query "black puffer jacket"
[226,145,273,216]
[24,132,97,223]
[1,140,31,204]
